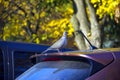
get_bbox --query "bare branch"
[11,1,27,16]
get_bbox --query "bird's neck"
[62,35,66,38]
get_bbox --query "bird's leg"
[57,49,63,54]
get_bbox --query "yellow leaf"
[35,14,39,19]
[11,32,16,36]
[42,34,47,40]
[67,8,73,14]
[18,10,25,15]
[3,34,9,40]
[20,30,25,36]
[54,31,59,36]
[4,1,9,7]
[35,38,40,44]
[40,12,46,18]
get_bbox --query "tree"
[70,0,120,49]
[0,0,73,45]
[0,0,120,49]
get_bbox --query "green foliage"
[90,0,120,47]
[91,0,120,19]
[0,0,119,47]
[0,0,73,45]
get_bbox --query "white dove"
[41,31,67,54]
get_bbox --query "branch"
[34,19,40,34]
[12,1,27,16]
[27,20,33,36]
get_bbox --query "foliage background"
[0,0,120,49]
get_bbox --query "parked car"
[0,40,120,80]
[16,47,120,80]
[0,41,72,80]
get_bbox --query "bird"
[41,31,68,54]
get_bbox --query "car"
[16,47,120,80]
[0,41,73,80]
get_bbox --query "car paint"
[0,41,120,80]
[0,41,73,80]
[87,51,120,80]
[30,48,120,80]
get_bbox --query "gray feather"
[41,31,67,54]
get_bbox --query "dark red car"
[16,48,120,80]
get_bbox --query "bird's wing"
[50,37,66,49]
[41,38,64,54]
[41,31,67,54]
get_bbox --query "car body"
[16,47,120,80]
[0,41,72,80]
[0,40,120,80]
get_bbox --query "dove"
[41,31,67,54]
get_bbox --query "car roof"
[0,41,73,52]
[63,47,120,54]
[31,48,120,65]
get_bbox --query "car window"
[14,51,37,78]
[0,48,4,80]
[16,60,91,80]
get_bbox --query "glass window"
[14,51,37,78]
[0,49,4,80]
[16,61,91,80]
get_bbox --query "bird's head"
[63,31,68,37]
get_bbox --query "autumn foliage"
[0,0,120,48]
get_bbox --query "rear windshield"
[16,61,90,80]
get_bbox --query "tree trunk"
[85,0,101,47]
[74,0,90,35]
[71,0,102,50]
[71,15,87,49]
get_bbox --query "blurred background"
[0,0,120,49]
